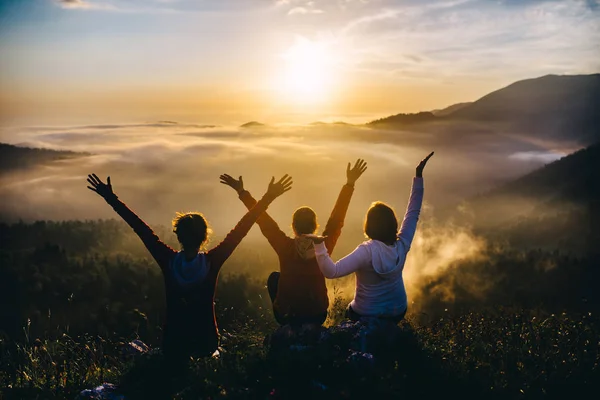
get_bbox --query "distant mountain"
[448,74,600,145]
[368,74,600,145]
[0,143,89,173]
[465,143,600,254]
[367,112,437,126]
[431,102,472,116]
[309,121,353,127]
[240,121,266,128]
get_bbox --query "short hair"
[172,212,211,250]
[292,206,318,235]
[364,202,398,245]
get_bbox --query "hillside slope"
[431,102,472,116]
[465,143,600,253]
[367,111,437,126]
[368,74,600,146]
[449,74,600,145]
[0,143,89,173]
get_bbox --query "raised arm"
[397,152,433,251]
[209,175,293,269]
[313,241,371,279]
[323,159,367,253]
[87,174,175,268]
[220,174,289,253]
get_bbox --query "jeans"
[346,305,406,324]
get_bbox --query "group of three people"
[86,151,433,363]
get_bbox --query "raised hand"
[220,174,244,194]
[265,174,293,199]
[416,152,434,178]
[87,173,115,200]
[346,158,368,185]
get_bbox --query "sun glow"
[277,38,335,104]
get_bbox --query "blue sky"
[1,0,599,124]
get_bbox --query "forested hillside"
[1,213,599,398]
[463,143,600,254]
[0,143,89,172]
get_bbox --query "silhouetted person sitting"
[220,159,367,327]
[308,152,433,323]
[86,173,292,364]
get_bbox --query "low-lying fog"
[0,120,568,227]
[0,120,578,307]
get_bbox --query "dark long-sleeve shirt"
[238,184,355,318]
[105,193,273,357]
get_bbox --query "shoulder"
[359,239,376,247]
[356,240,374,255]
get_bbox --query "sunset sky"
[1,0,599,125]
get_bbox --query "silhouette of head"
[364,202,398,245]
[292,206,318,236]
[172,212,211,251]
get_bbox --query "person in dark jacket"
[86,172,292,364]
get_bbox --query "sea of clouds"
[0,121,570,308]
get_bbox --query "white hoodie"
[314,177,424,317]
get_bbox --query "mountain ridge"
[368,73,600,145]
[464,142,600,254]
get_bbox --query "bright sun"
[278,38,334,104]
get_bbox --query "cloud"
[288,6,324,15]
[57,0,92,8]
[55,0,115,10]
[0,120,569,229]
[328,0,600,84]
[509,151,564,163]
[53,0,180,13]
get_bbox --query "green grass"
[2,307,599,400]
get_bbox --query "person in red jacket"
[219,159,367,326]
[86,172,292,364]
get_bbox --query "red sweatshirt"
[105,193,272,358]
[238,184,354,318]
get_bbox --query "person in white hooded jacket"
[309,152,434,322]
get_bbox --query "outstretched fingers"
[219,174,232,184]
[87,173,113,197]
[280,174,293,189]
[275,174,293,192]
[358,158,367,173]
[415,152,434,177]
[276,174,290,184]
[92,173,103,185]
[282,179,293,192]
[353,158,367,171]
[87,174,99,188]
[422,151,434,164]
[281,174,292,184]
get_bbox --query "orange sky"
[1,0,599,125]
